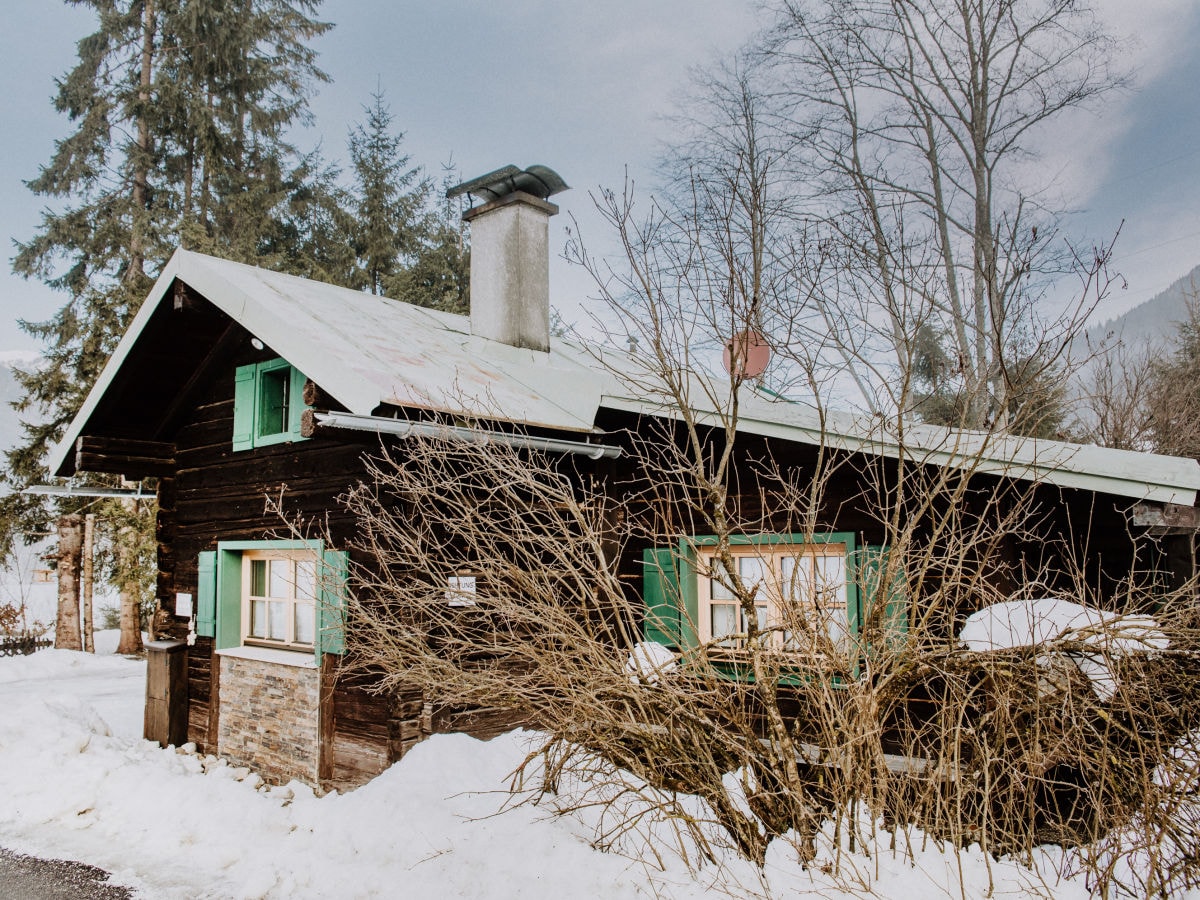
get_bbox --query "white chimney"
[450,165,568,354]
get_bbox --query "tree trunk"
[116,586,144,655]
[115,514,145,656]
[54,514,83,651]
[128,0,155,283]
[81,512,95,653]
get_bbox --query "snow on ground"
[960,597,1167,699]
[0,634,1162,898]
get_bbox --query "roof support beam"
[303,410,622,460]
[75,436,176,479]
[1132,502,1200,535]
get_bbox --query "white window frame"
[240,549,319,652]
[697,542,849,651]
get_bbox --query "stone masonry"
[217,654,320,785]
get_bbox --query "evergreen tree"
[390,162,470,314]
[3,1,333,628]
[346,90,428,296]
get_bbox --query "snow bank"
[626,640,677,684]
[960,597,1167,700]
[0,646,1159,899]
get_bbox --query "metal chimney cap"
[447,165,568,203]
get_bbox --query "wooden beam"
[75,435,176,478]
[153,321,242,440]
[1132,502,1200,535]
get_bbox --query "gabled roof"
[50,249,1200,507]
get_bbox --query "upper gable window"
[233,358,308,451]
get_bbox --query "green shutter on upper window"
[643,548,684,648]
[232,364,257,451]
[317,549,349,662]
[196,551,217,637]
[859,545,907,651]
[288,365,307,441]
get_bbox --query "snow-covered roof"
[50,249,1200,507]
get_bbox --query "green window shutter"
[216,549,244,650]
[196,551,217,637]
[232,363,257,451]
[642,548,683,648]
[288,366,308,440]
[859,545,907,651]
[318,549,349,662]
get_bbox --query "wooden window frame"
[197,540,348,664]
[233,358,308,451]
[674,532,860,654]
[696,542,849,651]
[240,549,318,652]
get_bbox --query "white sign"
[175,592,194,618]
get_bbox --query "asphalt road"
[0,848,132,899]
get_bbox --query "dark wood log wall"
[154,330,1164,791]
[162,338,415,787]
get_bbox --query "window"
[641,533,874,655]
[195,541,348,663]
[698,543,849,651]
[242,550,317,650]
[233,358,308,450]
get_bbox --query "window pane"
[710,558,733,601]
[250,559,267,597]
[711,603,738,646]
[780,555,813,604]
[269,559,290,598]
[294,601,315,645]
[296,559,317,602]
[746,603,769,644]
[250,600,267,638]
[738,556,767,592]
[814,554,846,606]
[258,368,290,436]
[268,601,287,640]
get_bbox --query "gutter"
[309,411,623,460]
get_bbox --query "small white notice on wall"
[175,592,194,618]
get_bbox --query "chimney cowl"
[457,166,567,354]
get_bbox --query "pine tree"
[346,90,428,296]
[5,0,333,640]
[391,163,471,314]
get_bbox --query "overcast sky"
[1,0,1198,352]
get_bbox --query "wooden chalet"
[48,167,1200,790]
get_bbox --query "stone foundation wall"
[217,653,320,785]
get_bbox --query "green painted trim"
[317,549,349,662]
[231,357,311,452]
[216,549,244,651]
[196,551,217,637]
[213,539,327,653]
[217,539,320,552]
[677,532,861,675]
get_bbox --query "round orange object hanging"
[722,330,771,378]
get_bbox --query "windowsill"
[216,644,317,669]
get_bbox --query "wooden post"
[54,514,83,651]
[81,513,95,653]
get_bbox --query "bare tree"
[757,0,1125,429]
[332,166,1200,895]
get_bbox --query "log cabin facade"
[48,173,1200,791]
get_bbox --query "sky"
[0,0,1198,352]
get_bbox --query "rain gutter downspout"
[311,411,622,461]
